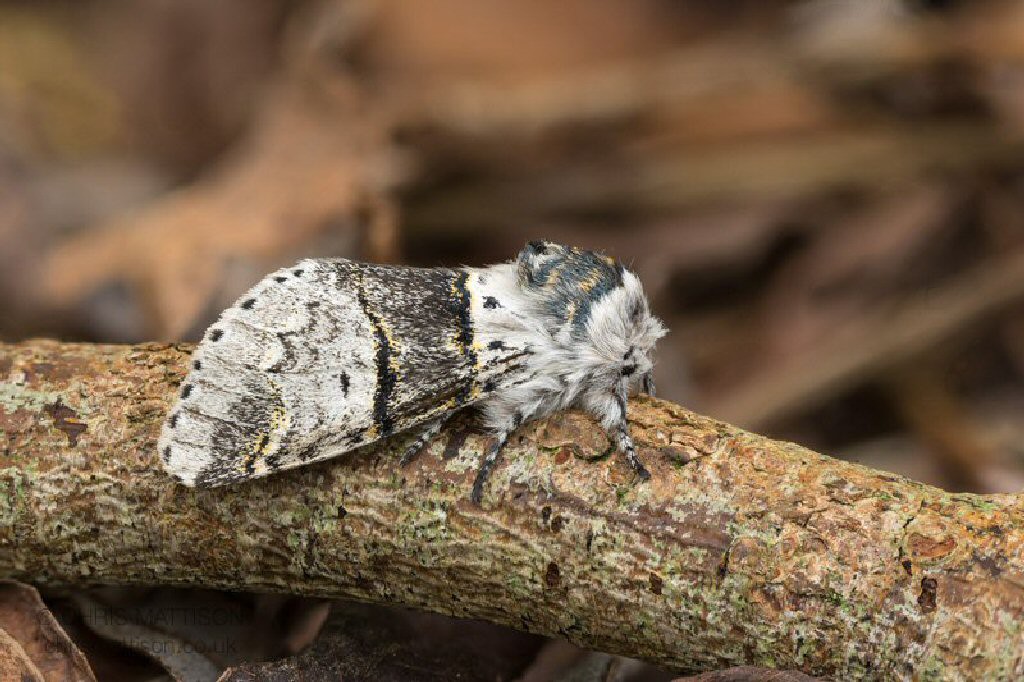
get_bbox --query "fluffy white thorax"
[471,263,666,434]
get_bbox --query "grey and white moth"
[159,241,667,502]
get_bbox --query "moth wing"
[159,259,517,486]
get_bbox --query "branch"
[1,340,1022,679]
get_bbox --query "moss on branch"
[1,340,1022,679]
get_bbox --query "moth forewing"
[161,260,493,486]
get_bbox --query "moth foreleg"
[398,415,452,467]
[613,387,650,480]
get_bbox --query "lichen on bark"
[1,340,1022,680]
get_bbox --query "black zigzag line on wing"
[355,271,398,437]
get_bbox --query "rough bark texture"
[1,340,1022,680]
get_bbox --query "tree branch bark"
[1,340,1022,679]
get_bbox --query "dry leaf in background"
[0,581,96,682]
[42,77,400,341]
[35,1,402,342]
[518,639,672,682]
[57,588,332,682]
[219,601,546,682]
[0,627,47,682]
[84,0,288,174]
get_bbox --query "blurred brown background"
[4,0,1024,679]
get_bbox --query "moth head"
[515,241,667,391]
[566,263,666,398]
[616,276,666,394]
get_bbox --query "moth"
[159,241,667,503]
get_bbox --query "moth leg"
[614,387,650,480]
[471,429,511,505]
[471,398,545,504]
[641,370,656,397]
[398,415,451,467]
